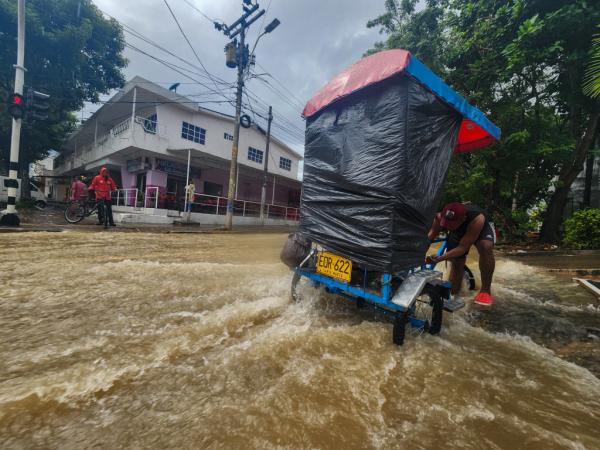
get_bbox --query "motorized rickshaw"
[289,49,501,345]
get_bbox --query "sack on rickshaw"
[280,233,311,268]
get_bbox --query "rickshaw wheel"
[412,289,444,335]
[427,290,444,335]
[392,312,408,345]
[463,265,476,291]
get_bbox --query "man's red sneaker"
[474,292,493,306]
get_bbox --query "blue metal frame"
[294,238,453,330]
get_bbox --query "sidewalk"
[0,204,298,234]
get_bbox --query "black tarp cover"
[299,74,462,274]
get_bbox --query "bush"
[563,208,600,249]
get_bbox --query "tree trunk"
[583,152,595,207]
[540,112,600,243]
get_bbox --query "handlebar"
[429,237,447,244]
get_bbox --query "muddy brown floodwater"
[1,231,599,449]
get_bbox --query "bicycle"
[64,198,99,224]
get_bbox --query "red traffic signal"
[8,93,25,119]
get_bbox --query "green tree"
[583,26,600,99]
[0,0,127,186]
[367,0,600,241]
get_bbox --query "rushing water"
[0,231,599,449]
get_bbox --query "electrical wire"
[255,62,306,108]
[162,0,229,99]
[180,0,221,24]
[95,4,305,148]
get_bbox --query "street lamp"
[264,18,280,34]
[249,18,280,60]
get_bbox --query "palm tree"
[583,26,600,98]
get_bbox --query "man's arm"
[427,214,442,241]
[434,214,485,262]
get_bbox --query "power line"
[96,4,305,148]
[181,0,219,24]
[243,89,304,133]
[103,7,304,133]
[161,0,228,99]
[256,62,306,108]
[125,43,236,107]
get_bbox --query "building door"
[204,181,223,197]
[167,176,185,209]
[136,173,146,192]
[288,189,300,206]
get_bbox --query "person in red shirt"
[70,175,88,202]
[89,167,117,228]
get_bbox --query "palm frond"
[583,26,600,98]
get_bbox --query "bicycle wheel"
[64,202,86,223]
[463,265,476,291]
[409,289,443,336]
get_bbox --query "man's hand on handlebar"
[425,254,442,264]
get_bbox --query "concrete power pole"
[1,0,26,227]
[216,2,279,230]
[225,28,246,231]
[260,106,273,226]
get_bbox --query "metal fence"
[111,189,299,221]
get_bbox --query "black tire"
[427,290,444,335]
[412,289,444,335]
[33,200,47,210]
[392,312,408,345]
[64,202,85,223]
[463,265,476,291]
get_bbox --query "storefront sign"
[155,158,200,178]
[126,157,150,172]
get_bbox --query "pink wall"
[146,170,167,187]
[120,167,136,189]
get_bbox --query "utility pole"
[215,1,280,230]
[260,106,273,226]
[225,28,246,230]
[1,0,26,227]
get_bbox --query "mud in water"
[0,232,599,449]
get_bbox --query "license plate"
[316,251,352,282]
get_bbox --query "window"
[204,181,223,197]
[224,132,233,141]
[248,146,264,164]
[279,156,292,171]
[181,121,206,144]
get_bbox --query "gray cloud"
[86,0,384,153]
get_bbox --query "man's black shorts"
[447,221,496,257]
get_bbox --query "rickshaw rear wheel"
[427,290,444,335]
[463,265,476,291]
[392,312,408,345]
[411,289,444,335]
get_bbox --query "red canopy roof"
[303,49,500,153]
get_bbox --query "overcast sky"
[87,0,386,154]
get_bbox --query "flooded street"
[1,231,599,449]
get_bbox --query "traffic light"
[7,93,25,120]
[26,88,50,121]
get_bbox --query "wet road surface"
[0,231,599,449]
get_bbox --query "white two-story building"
[55,76,302,223]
